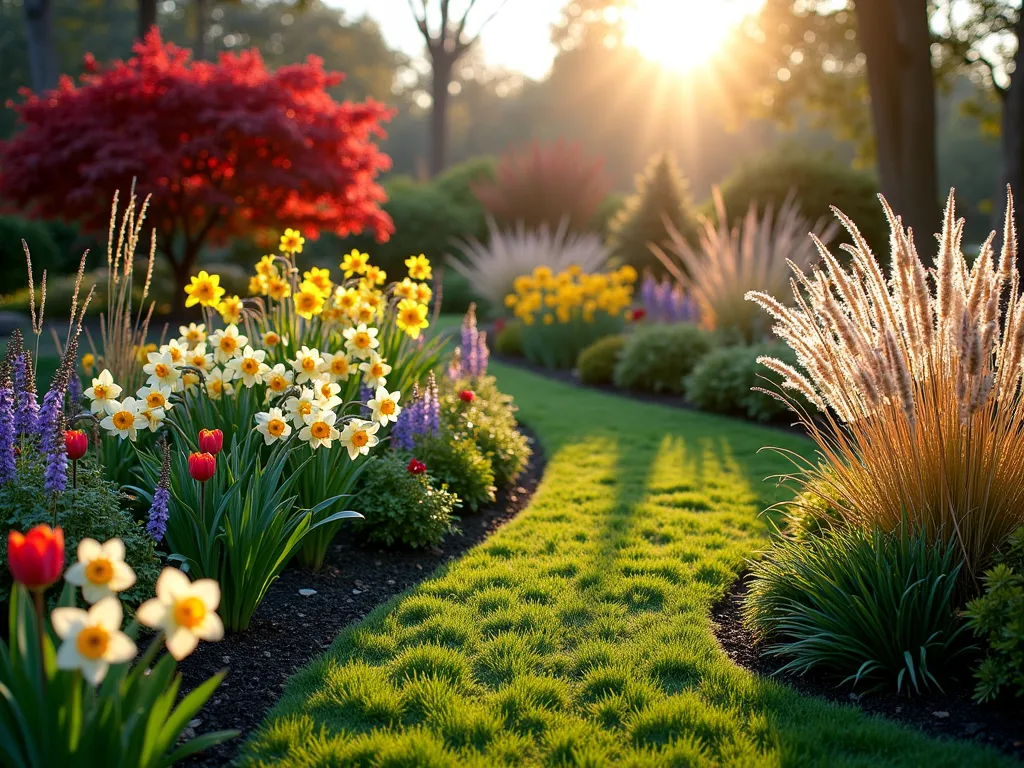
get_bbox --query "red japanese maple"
[0,30,394,302]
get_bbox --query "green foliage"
[608,153,699,275]
[494,320,524,357]
[710,151,888,254]
[743,525,971,694]
[780,473,846,542]
[613,323,712,394]
[355,452,459,549]
[685,342,806,423]
[413,434,496,513]
[434,155,496,243]
[0,584,236,768]
[577,334,626,386]
[440,376,531,488]
[523,313,625,371]
[964,528,1024,702]
[439,269,476,316]
[0,454,159,610]
[589,191,626,242]
[0,216,58,289]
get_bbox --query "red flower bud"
[407,458,427,475]
[459,390,475,403]
[188,452,217,483]
[8,525,64,591]
[198,428,224,455]
[627,308,646,322]
[64,429,88,461]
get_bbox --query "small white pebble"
[298,588,317,597]
[933,711,950,719]
[352,589,362,595]
[188,718,202,728]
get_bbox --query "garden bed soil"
[712,575,1024,760]
[175,429,545,767]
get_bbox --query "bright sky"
[329,1,765,80]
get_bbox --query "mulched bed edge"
[176,427,546,767]
[712,574,1024,760]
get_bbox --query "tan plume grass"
[655,187,838,343]
[747,188,1024,580]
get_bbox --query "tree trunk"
[138,0,157,39]
[856,0,938,250]
[995,14,1024,270]
[23,0,58,93]
[429,53,453,177]
[194,0,208,60]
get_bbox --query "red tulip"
[407,458,427,475]
[188,452,217,483]
[8,525,64,591]
[627,308,646,322]
[198,428,224,455]
[459,390,475,403]
[64,429,88,461]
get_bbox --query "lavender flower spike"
[424,371,440,435]
[147,439,172,543]
[13,352,38,436]
[0,370,16,485]
[39,388,67,493]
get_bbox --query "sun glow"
[623,0,763,75]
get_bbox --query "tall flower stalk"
[0,363,15,486]
[147,438,171,543]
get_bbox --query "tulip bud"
[407,458,426,475]
[8,525,64,591]
[198,428,224,455]
[188,452,217,483]
[459,390,475,403]
[64,429,88,461]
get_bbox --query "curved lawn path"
[241,363,1013,767]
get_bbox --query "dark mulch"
[175,430,545,767]
[712,575,1024,760]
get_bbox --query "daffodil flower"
[65,538,136,604]
[136,568,224,661]
[52,597,137,685]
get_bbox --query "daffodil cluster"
[504,264,637,326]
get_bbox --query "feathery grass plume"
[655,187,839,343]
[746,188,1024,580]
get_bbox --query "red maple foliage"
[0,30,394,302]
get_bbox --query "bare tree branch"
[406,0,430,40]
[465,0,510,50]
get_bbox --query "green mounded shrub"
[439,376,531,488]
[439,269,476,315]
[577,334,626,386]
[414,434,496,512]
[613,323,712,395]
[355,452,460,550]
[0,215,59,290]
[608,152,699,275]
[434,155,496,243]
[494,320,524,357]
[0,454,160,610]
[709,151,887,255]
[743,525,972,694]
[589,191,625,242]
[964,527,1024,702]
[685,342,807,423]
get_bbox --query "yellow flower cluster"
[505,264,636,326]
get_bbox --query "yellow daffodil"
[178,322,207,346]
[266,276,291,302]
[81,353,96,375]
[405,254,432,281]
[184,271,225,308]
[293,281,325,319]
[340,249,370,277]
[256,255,279,278]
[303,266,333,296]
[363,264,386,286]
[279,228,305,255]
[219,294,243,325]
[249,274,269,296]
[396,299,429,339]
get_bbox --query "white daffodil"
[255,407,292,445]
[136,568,224,661]
[343,323,379,360]
[291,346,324,385]
[143,351,181,389]
[264,364,293,401]
[64,538,136,604]
[205,367,235,401]
[137,383,174,413]
[313,376,342,409]
[367,387,402,427]
[321,351,352,383]
[186,343,214,373]
[178,322,207,347]
[261,331,288,350]
[225,345,269,388]
[299,408,340,450]
[141,406,166,432]
[84,369,122,415]
[100,397,147,441]
[339,418,380,460]
[284,388,319,429]
[359,353,392,390]
[160,339,189,366]
[209,324,247,364]
[52,597,137,685]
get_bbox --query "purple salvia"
[67,371,82,409]
[0,364,15,485]
[147,438,172,542]
[13,353,38,436]
[390,382,420,451]
[39,389,67,493]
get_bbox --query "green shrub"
[435,155,496,243]
[964,527,1024,702]
[355,452,459,549]
[743,525,971,694]
[613,324,712,394]
[414,434,496,512]
[439,269,476,316]
[685,342,808,423]
[589,192,625,242]
[440,376,531,488]
[608,152,699,275]
[577,334,626,386]
[494,320,524,357]
[0,454,160,610]
[0,215,59,289]
[709,151,887,255]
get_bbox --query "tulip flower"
[407,458,426,475]
[459,390,475,403]
[8,525,64,592]
[198,428,224,455]
[65,429,88,461]
[188,452,217,483]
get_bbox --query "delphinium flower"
[359,383,374,419]
[14,351,39,436]
[461,304,480,378]
[390,383,420,451]
[424,372,441,434]
[66,370,82,415]
[0,363,15,485]
[38,338,78,494]
[147,439,171,543]
[474,331,490,378]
